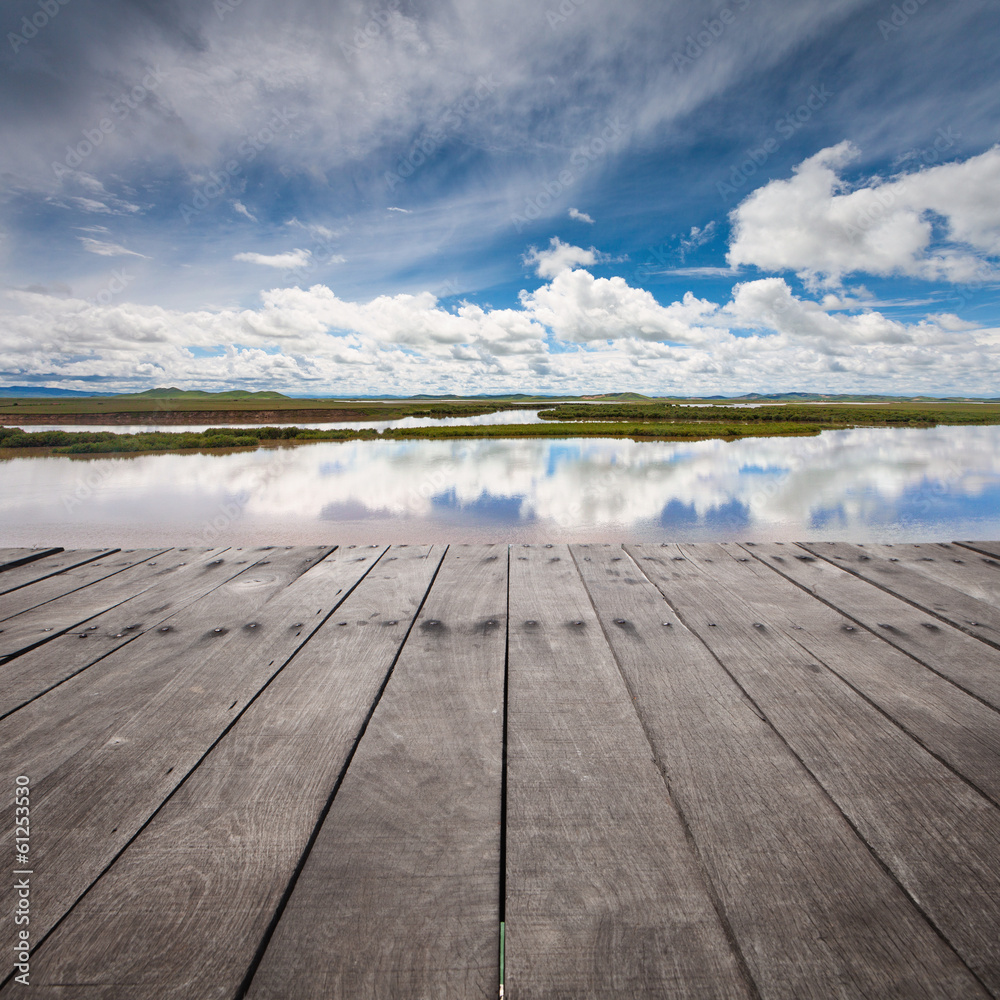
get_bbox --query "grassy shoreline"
[3,410,998,457]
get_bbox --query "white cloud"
[524,237,597,279]
[1,241,996,396]
[387,207,412,214]
[78,237,149,258]
[568,207,595,224]
[234,249,312,269]
[679,222,716,257]
[233,201,258,222]
[728,142,1000,286]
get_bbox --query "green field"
[1,392,999,456]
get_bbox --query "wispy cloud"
[569,207,595,224]
[233,200,257,222]
[233,249,312,268]
[78,237,149,258]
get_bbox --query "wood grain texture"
[0,549,171,656]
[860,542,1000,605]
[956,540,1000,560]
[0,547,375,962]
[505,544,751,1000]
[630,543,1000,996]
[0,547,329,800]
[11,545,443,999]
[745,542,1000,712]
[0,549,113,598]
[572,543,988,1000]
[0,546,235,716]
[247,544,507,1000]
[671,542,1000,806]
[799,541,1000,648]
[0,547,63,574]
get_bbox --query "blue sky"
[1,0,998,395]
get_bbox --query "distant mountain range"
[1,386,997,402]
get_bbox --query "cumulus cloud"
[234,249,312,268]
[524,237,598,279]
[568,207,595,224]
[728,142,1000,286]
[5,244,990,396]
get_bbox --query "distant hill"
[0,386,117,398]
[122,387,290,400]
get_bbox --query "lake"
[2,425,999,547]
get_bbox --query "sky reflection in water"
[2,426,999,547]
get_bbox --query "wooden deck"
[2,541,1000,998]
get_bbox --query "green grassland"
[1,393,999,456]
[537,401,1000,426]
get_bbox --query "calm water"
[12,409,548,434]
[2,425,999,546]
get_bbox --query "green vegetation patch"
[536,402,1000,427]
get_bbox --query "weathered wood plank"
[505,544,751,999]
[0,547,63,573]
[247,545,507,999]
[860,542,1000,606]
[799,541,1000,648]
[670,542,1000,805]
[629,543,1000,995]
[0,545,374,961]
[573,543,989,1000]
[0,549,112,597]
[0,547,238,716]
[956,540,1000,560]
[0,549,170,652]
[744,542,1000,712]
[11,545,444,999]
[0,547,332,796]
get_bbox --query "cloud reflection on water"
[2,426,999,547]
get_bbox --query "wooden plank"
[956,540,1000,560]
[0,550,184,660]
[744,542,1000,712]
[12,545,444,998]
[629,543,1000,996]
[0,547,333,796]
[0,549,112,596]
[0,545,373,960]
[505,545,751,999]
[668,543,1000,806]
[572,543,989,999]
[247,545,507,999]
[860,542,1000,606]
[0,547,62,573]
[799,541,1000,648]
[0,549,169,640]
[0,547,237,716]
